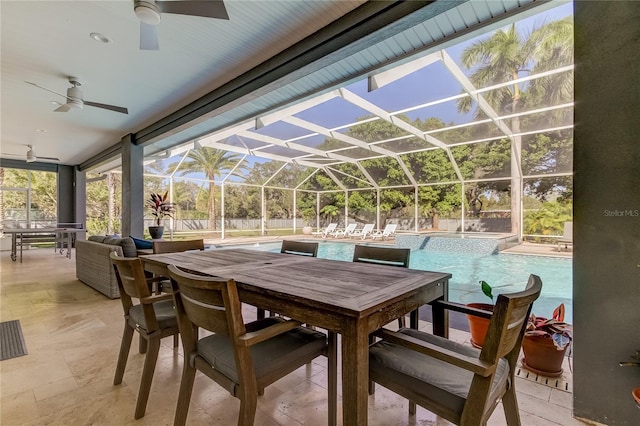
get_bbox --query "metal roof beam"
[282,115,400,158]
[237,130,359,164]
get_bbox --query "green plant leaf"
[480,280,493,302]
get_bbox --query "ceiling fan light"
[135,2,161,25]
[67,98,83,109]
[26,150,36,163]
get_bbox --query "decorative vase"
[521,334,568,377]
[466,303,493,348]
[148,226,164,239]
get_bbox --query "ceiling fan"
[134,0,229,50]
[1,145,60,163]
[25,77,128,114]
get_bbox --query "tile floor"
[0,246,594,425]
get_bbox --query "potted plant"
[466,280,494,348]
[521,303,573,377]
[147,191,176,239]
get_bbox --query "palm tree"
[457,18,573,236]
[171,147,245,231]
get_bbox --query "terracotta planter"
[632,387,640,409]
[148,226,164,240]
[522,334,568,377]
[466,303,493,348]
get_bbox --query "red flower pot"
[522,334,568,377]
[466,303,493,348]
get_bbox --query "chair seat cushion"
[197,317,326,383]
[129,300,177,330]
[370,328,509,416]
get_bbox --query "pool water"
[237,241,573,323]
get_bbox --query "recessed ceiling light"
[35,129,47,133]
[90,32,112,43]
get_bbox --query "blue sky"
[155,2,574,181]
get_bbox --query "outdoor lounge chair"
[312,223,337,238]
[557,221,573,251]
[333,223,357,238]
[371,223,397,240]
[350,223,375,240]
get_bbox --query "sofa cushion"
[88,235,108,243]
[130,236,153,250]
[103,236,138,258]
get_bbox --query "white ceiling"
[0,0,365,165]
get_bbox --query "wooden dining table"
[140,248,451,426]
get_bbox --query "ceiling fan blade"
[140,22,159,50]
[25,81,68,99]
[159,1,229,19]
[55,104,72,112]
[84,101,129,115]
[38,156,61,162]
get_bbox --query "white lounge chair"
[350,223,375,240]
[557,221,573,251]
[312,223,337,238]
[333,223,357,238]
[372,223,397,240]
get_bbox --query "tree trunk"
[107,172,115,234]
[431,208,439,230]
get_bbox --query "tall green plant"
[170,147,246,230]
[524,201,572,236]
[456,18,574,232]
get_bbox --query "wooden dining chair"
[280,240,319,257]
[167,264,337,426]
[151,239,205,294]
[109,252,180,419]
[369,274,543,425]
[259,239,320,319]
[352,244,411,327]
[151,238,205,254]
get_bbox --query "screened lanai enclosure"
[87,6,574,241]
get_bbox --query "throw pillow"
[103,236,138,258]
[130,236,153,250]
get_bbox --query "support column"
[74,167,86,236]
[121,134,144,238]
[573,2,640,424]
[56,165,76,224]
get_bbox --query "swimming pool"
[230,241,573,323]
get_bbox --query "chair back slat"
[168,265,245,338]
[480,274,543,363]
[152,239,205,254]
[280,240,319,257]
[352,245,410,268]
[110,252,152,299]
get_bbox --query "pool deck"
[501,241,572,258]
[202,233,573,259]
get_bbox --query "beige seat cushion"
[197,317,326,383]
[369,328,509,416]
